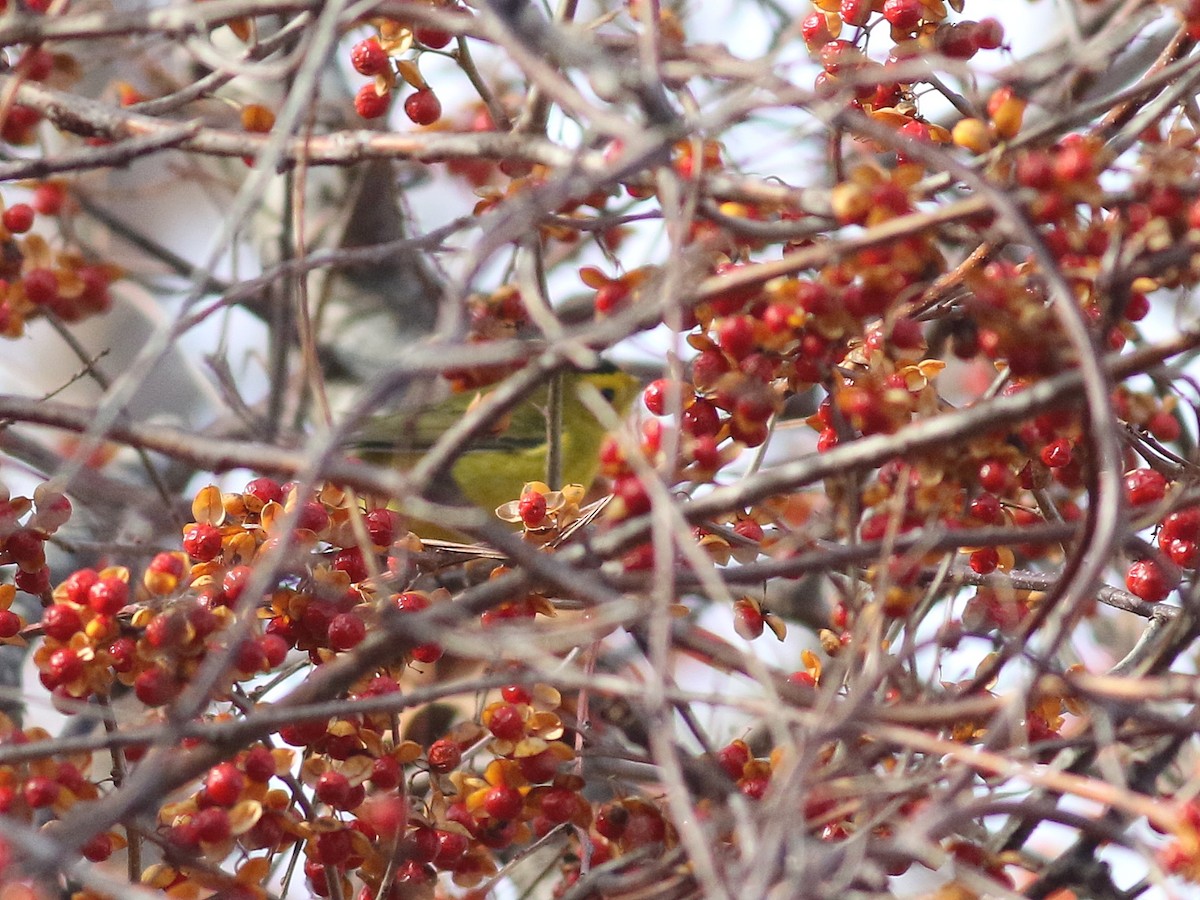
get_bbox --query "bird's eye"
[601,387,617,402]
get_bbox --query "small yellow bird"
[351,366,641,534]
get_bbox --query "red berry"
[243,746,276,782]
[183,522,222,561]
[23,776,57,809]
[642,379,677,416]
[839,0,871,27]
[1040,438,1072,468]
[327,612,366,651]
[595,803,629,840]
[717,316,755,360]
[819,40,860,76]
[22,267,58,305]
[46,647,82,684]
[1054,143,1094,182]
[594,281,630,315]
[518,490,547,527]
[539,787,578,824]
[193,807,231,843]
[332,547,368,583]
[230,643,266,676]
[518,749,561,783]
[219,565,251,605]
[1148,410,1181,442]
[415,26,453,49]
[261,633,289,667]
[395,591,430,613]
[622,808,666,846]
[6,528,44,571]
[404,89,442,126]
[107,636,136,673]
[612,475,651,518]
[15,567,49,596]
[740,776,770,799]
[969,547,999,574]
[1123,292,1150,322]
[134,667,180,706]
[733,599,764,640]
[169,820,201,851]
[890,317,924,350]
[81,833,113,862]
[501,684,532,704]
[245,477,283,505]
[716,741,750,780]
[882,0,921,31]
[483,785,523,820]
[369,755,401,790]
[2,103,40,144]
[977,459,1011,494]
[31,182,63,215]
[1124,468,1168,509]
[411,642,443,663]
[1164,538,1200,569]
[974,17,1005,50]
[1162,507,1200,543]
[0,609,20,639]
[406,825,439,863]
[149,552,184,577]
[354,83,391,120]
[681,397,721,437]
[349,38,389,76]
[937,22,979,59]
[205,762,245,807]
[487,703,525,741]
[315,770,352,809]
[18,47,51,81]
[733,517,764,543]
[365,508,398,547]
[1015,155,1054,195]
[60,569,97,605]
[305,862,330,897]
[42,603,82,641]
[968,493,1003,525]
[427,738,462,773]
[362,674,400,698]
[434,829,469,865]
[2,203,33,233]
[800,12,832,48]
[87,576,128,615]
[145,612,187,649]
[315,828,353,866]
[1125,559,1175,602]
[296,500,330,534]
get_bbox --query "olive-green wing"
[351,386,552,456]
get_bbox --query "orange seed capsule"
[952,118,993,154]
[987,87,1026,140]
[241,104,275,134]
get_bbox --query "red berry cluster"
[0,480,71,602]
[1157,800,1200,882]
[0,38,66,146]
[18,470,694,896]
[349,10,458,125]
[0,716,110,848]
[1119,465,1200,603]
[0,185,118,338]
